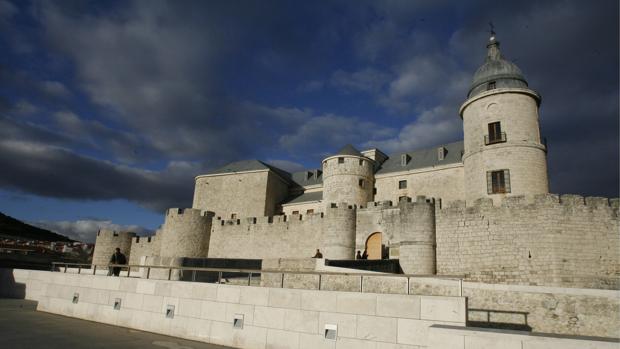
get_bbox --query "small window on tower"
[398,180,407,189]
[338,157,345,164]
[400,154,410,166]
[358,179,365,188]
[359,159,364,166]
[231,213,237,219]
[486,122,505,144]
[306,209,314,214]
[292,211,299,215]
[437,147,446,160]
[373,187,377,195]
[487,81,496,90]
[487,169,511,194]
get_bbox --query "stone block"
[318,312,357,338]
[269,288,302,309]
[92,275,120,291]
[141,294,163,313]
[336,293,376,315]
[301,290,337,312]
[362,276,407,295]
[420,296,465,323]
[298,333,336,349]
[189,282,218,300]
[427,326,464,349]
[169,281,194,298]
[464,335,521,349]
[136,280,156,295]
[335,337,377,349]
[266,329,299,349]
[178,298,202,318]
[254,306,286,329]
[240,286,270,306]
[284,309,319,334]
[217,285,241,303]
[356,315,397,343]
[184,317,212,341]
[118,278,138,293]
[233,325,268,349]
[397,319,444,347]
[376,294,420,319]
[124,292,144,310]
[201,300,227,321]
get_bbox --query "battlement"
[96,229,136,238]
[165,208,214,219]
[359,196,435,213]
[131,235,157,244]
[440,194,619,213]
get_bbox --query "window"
[373,187,377,195]
[487,81,496,90]
[398,180,407,189]
[358,179,365,188]
[401,154,410,166]
[306,209,314,214]
[292,210,299,215]
[338,157,344,164]
[359,159,364,166]
[399,196,410,202]
[487,169,511,194]
[486,122,505,144]
[231,213,237,219]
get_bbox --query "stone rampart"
[160,208,214,259]
[436,194,620,289]
[92,229,135,267]
[128,231,161,270]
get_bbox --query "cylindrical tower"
[321,203,357,259]
[398,197,436,275]
[92,229,135,267]
[322,144,374,210]
[160,208,214,259]
[460,34,548,204]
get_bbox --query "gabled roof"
[375,141,464,175]
[281,191,323,205]
[290,169,323,187]
[204,159,291,181]
[335,144,362,157]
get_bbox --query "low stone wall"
[428,325,619,349]
[8,268,467,349]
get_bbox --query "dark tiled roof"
[282,191,323,205]
[335,144,362,156]
[290,169,323,187]
[375,141,464,175]
[204,159,291,182]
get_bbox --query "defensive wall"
[91,229,135,267]
[128,232,161,270]
[435,194,620,289]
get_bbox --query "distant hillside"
[0,212,73,242]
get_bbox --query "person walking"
[109,247,127,276]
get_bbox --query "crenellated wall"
[92,229,135,267]
[128,231,161,269]
[435,194,620,289]
[160,208,214,259]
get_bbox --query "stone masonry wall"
[128,232,161,270]
[92,230,135,267]
[436,194,620,289]
[160,208,214,259]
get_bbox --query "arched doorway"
[365,232,382,260]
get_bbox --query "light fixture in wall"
[233,313,244,329]
[113,298,121,310]
[324,324,337,340]
[72,293,79,304]
[166,305,175,319]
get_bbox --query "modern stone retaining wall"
[8,269,466,349]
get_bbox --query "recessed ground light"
[233,314,244,329]
[324,324,337,340]
[166,305,175,319]
[113,298,121,310]
[72,293,79,304]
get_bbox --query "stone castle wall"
[160,208,214,259]
[322,155,374,209]
[435,194,620,289]
[128,231,161,268]
[92,229,135,267]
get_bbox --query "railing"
[51,262,465,296]
[484,132,507,145]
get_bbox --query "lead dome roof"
[468,35,529,98]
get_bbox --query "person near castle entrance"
[356,250,362,259]
[108,247,127,276]
[312,249,323,258]
[361,250,368,259]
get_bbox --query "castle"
[93,34,619,290]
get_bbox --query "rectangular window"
[486,122,505,144]
[338,157,344,164]
[398,180,407,189]
[358,179,365,188]
[359,159,364,166]
[437,147,446,160]
[292,210,299,215]
[487,81,496,90]
[487,169,511,194]
[306,209,314,214]
[399,196,409,202]
[401,154,410,166]
[231,213,237,219]
[373,187,377,195]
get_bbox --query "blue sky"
[0,0,618,242]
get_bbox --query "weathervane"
[488,21,496,36]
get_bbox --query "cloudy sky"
[0,0,617,242]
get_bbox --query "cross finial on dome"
[486,22,501,61]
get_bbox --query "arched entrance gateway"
[365,232,382,260]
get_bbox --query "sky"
[0,0,618,242]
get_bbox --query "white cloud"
[33,219,152,243]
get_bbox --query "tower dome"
[468,35,529,98]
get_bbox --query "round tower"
[459,33,548,204]
[92,229,135,267]
[160,208,214,259]
[321,203,357,259]
[322,144,374,210]
[398,197,436,275]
